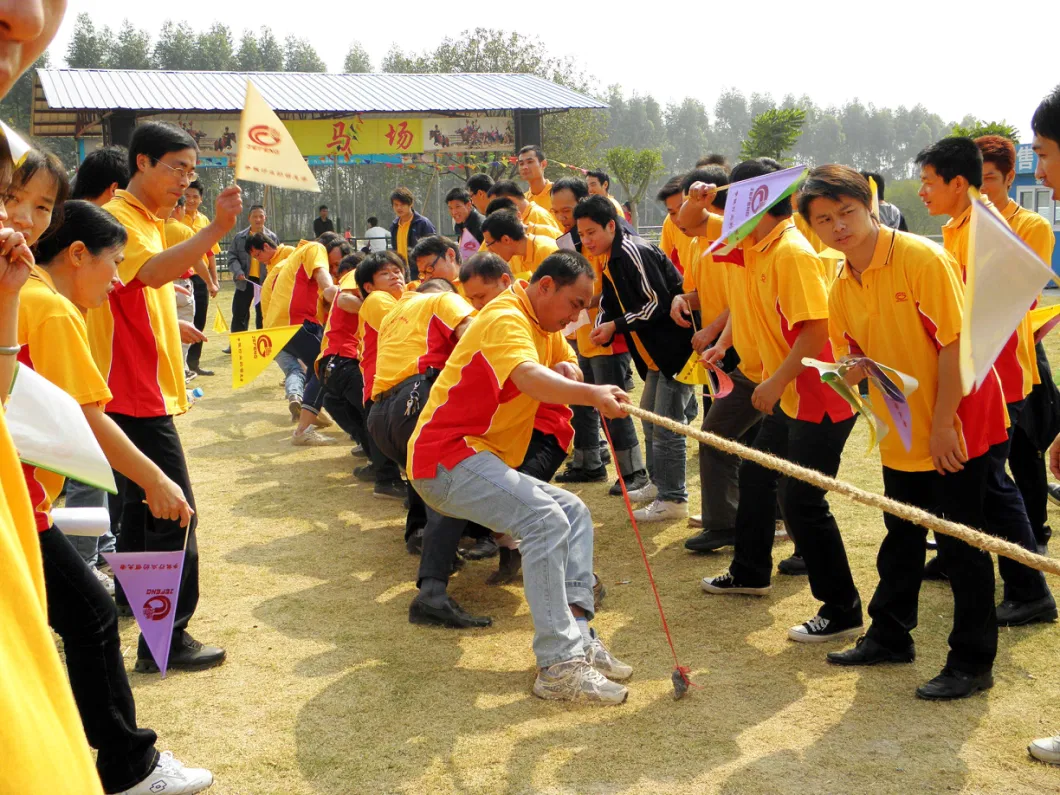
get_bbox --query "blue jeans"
[579,352,644,475]
[276,350,306,402]
[64,479,116,568]
[413,451,595,668]
[640,369,694,503]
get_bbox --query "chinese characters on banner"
[285,117,425,157]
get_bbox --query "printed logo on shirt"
[257,336,273,358]
[143,593,172,621]
[895,292,908,303]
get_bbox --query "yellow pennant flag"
[211,305,229,333]
[867,176,881,221]
[960,196,1056,394]
[675,351,712,386]
[0,120,31,166]
[234,80,320,192]
[230,325,301,389]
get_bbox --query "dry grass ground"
[112,288,1060,794]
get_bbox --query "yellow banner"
[286,117,424,156]
[211,304,229,333]
[230,325,301,389]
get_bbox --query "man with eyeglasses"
[86,120,242,674]
[409,235,466,297]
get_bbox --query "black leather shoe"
[827,635,915,667]
[408,596,492,629]
[777,554,807,576]
[135,633,226,673]
[193,367,214,376]
[997,595,1058,626]
[916,667,994,700]
[486,547,522,585]
[354,463,375,482]
[684,529,736,553]
[406,527,424,555]
[462,535,500,560]
[555,465,608,483]
[610,470,649,496]
[923,554,948,581]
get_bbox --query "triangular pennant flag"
[1029,304,1060,342]
[211,305,229,333]
[708,166,807,255]
[676,351,712,386]
[0,120,31,166]
[251,280,262,307]
[562,309,591,337]
[230,325,301,389]
[234,80,320,192]
[803,357,883,452]
[458,228,479,260]
[6,364,117,493]
[555,232,577,252]
[960,197,1056,394]
[103,551,185,677]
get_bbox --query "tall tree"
[235,30,263,72]
[343,41,372,73]
[195,23,236,70]
[663,98,711,171]
[65,13,113,68]
[284,36,327,72]
[259,29,284,71]
[153,21,196,70]
[712,88,751,161]
[0,54,47,131]
[740,108,806,162]
[950,118,1020,143]
[112,20,153,70]
[604,147,665,228]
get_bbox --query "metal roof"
[32,69,606,136]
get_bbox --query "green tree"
[112,20,153,70]
[951,117,1020,143]
[235,30,263,71]
[284,36,327,72]
[343,41,372,72]
[711,88,751,161]
[195,23,236,70]
[740,107,806,163]
[259,29,284,71]
[65,13,113,68]
[603,146,665,228]
[1,54,46,131]
[887,179,943,237]
[663,97,711,171]
[153,21,196,70]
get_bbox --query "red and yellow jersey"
[510,234,560,280]
[259,244,295,321]
[659,215,692,275]
[739,220,853,422]
[164,218,199,279]
[526,180,554,213]
[182,210,221,258]
[408,281,577,478]
[357,290,399,403]
[17,266,112,531]
[1002,199,1055,389]
[829,227,1008,472]
[371,290,475,398]
[86,190,187,417]
[522,201,563,239]
[262,240,328,329]
[317,270,362,368]
[0,408,104,794]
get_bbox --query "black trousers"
[320,355,368,449]
[186,275,209,369]
[730,410,860,619]
[868,458,998,675]
[1010,421,1050,548]
[230,275,262,333]
[417,428,568,585]
[40,525,158,793]
[109,413,199,657]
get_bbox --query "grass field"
[111,290,1060,794]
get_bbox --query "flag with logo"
[960,197,1056,393]
[230,325,301,389]
[103,550,185,677]
[234,81,320,192]
[212,304,229,333]
[458,229,479,260]
[708,166,807,255]
[251,280,263,307]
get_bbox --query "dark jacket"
[596,225,693,379]
[313,217,335,238]
[454,208,485,243]
[228,225,275,290]
[388,211,437,261]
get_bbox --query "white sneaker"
[585,628,633,681]
[118,751,214,794]
[532,657,628,705]
[292,428,337,447]
[93,566,115,597]
[1029,735,1060,765]
[626,481,658,502]
[632,499,687,523]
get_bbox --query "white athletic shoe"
[626,481,658,503]
[1029,735,1060,765]
[93,566,115,597]
[532,657,628,705]
[632,499,687,523]
[585,628,633,681]
[292,428,337,447]
[117,751,214,794]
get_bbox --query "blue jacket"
[388,211,437,263]
[228,225,275,290]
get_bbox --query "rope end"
[671,665,697,700]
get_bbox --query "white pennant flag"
[960,197,1057,393]
[708,166,807,255]
[234,81,320,192]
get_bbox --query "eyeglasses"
[152,158,198,183]
[419,255,444,279]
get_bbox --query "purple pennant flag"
[103,550,185,677]
[459,228,479,260]
[251,280,263,308]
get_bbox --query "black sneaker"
[609,469,649,496]
[221,346,232,355]
[135,632,226,673]
[374,479,406,501]
[193,367,214,376]
[462,535,500,560]
[916,667,993,700]
[700,571,771,596]
[555,465,608,483]
[354,463,376,482]
[827,635,915,666]
[997,595,1058,626]
[684,529,736,553]
[788,609,864,643]
[777,555,807,576]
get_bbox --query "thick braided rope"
[625,404,1060,578]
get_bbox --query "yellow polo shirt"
[1002,199,1055,388]
[526,180,554,213]
[397,220,412,264]
[509,234,560,280]
[358,290,400,403]
[182,210,222,258]
[262,240,328,329]
[259,245,295,321]
[522,201,563,239]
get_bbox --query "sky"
[49,0,1060,141]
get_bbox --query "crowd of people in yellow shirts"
[4,4,1060,790]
